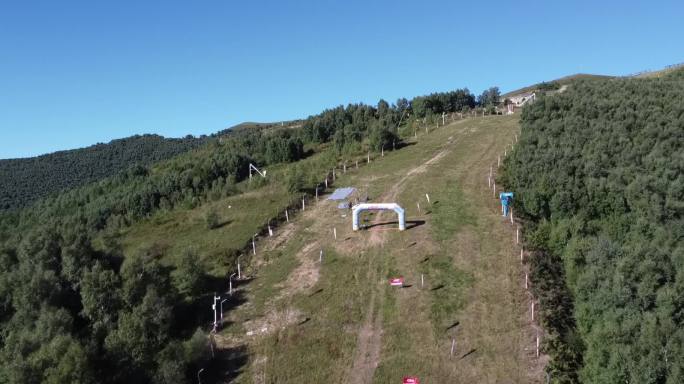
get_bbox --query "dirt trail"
[262,222,297,252]
[214,198,334,383]
[387,147,448,200]
[349,145,452,384]
[348,256,383,384]
[367,147,448,246]
[215,204,326,350]
[276,242,320,299]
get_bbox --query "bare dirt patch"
[405,148,448,179]
[275,242,320,299]
[348,260,384,384]
[263,221,298,252]
[243,307,304,338]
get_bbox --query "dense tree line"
[0,225,212,383]
[0,127,307,382]
[302,102,401,153]
[476,86,500,107]
[0,134,209,210]
[0,85,490,382]
[409,88,477,118]
[501,72,684,383]
[301,88,483,154]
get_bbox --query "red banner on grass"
[403,376,420,384]
[389,277,404,286]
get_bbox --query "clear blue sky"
[1,0,683,159]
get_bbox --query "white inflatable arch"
[352,203,406,231]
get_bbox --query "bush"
[205,211,220,229]
[173,248,204,298]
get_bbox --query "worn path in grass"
[371,116,545,383]
[212,115,543,383]
[348,145,451,383]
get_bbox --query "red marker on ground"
[389,277,404,287]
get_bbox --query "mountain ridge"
[0,133,208,210]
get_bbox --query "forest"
[0,86,494,383]
[502,70,684,383]
[0,134,208,210]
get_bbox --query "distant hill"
[0,118,305,211]
[503,63,684,98]
[0,134,208,210]
[215,120,303,137]
[502,73,614,98]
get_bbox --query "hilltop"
[216,120,303,136]
[502,62,684,99]
[0,134,208,210]
[502,73,613,98]
[0,118,307,212]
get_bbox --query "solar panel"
[327,187,356,200]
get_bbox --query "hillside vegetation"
[502,74,613,98]
[0,86,500,383]
[502,70,684,383]
[0,134,208,210]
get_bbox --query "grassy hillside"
[632,63,684,78]
[0,87,491,383]
[0,134,208,210]
[202,115,537,383]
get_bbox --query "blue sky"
[1,0,683,159]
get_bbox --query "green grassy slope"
[189,115,539,383]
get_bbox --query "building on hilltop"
[500,92,537,115]
[508,92,536,107]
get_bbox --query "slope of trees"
[0,134,208,210]
[1,87,483,213]
[0,86,488,382]
[502,72,684,383]
[0,127,311,383]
